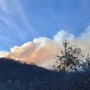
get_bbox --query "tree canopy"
[54,41,89,72]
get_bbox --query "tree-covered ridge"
[0,41,90,90]
[0,58,90,90]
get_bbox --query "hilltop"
[0,58,90,90]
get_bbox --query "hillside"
[0,58,90,90]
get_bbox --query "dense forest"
[0,58,89,90]
[0,41,90,90]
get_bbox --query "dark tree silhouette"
[54,40,88,71]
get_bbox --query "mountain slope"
[0,58,90,90]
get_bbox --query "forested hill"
[0,58,56,82]
[0,58,90,90]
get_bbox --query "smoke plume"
[4,26,90,66]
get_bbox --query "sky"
[0,0,90,67]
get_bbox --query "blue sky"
[0,0,90,51]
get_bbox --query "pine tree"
[54,40,87,72]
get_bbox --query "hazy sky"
[0,0,90,51]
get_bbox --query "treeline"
[0,41,90,90]
[0,58,90,90]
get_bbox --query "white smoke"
[3,26,90,67]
